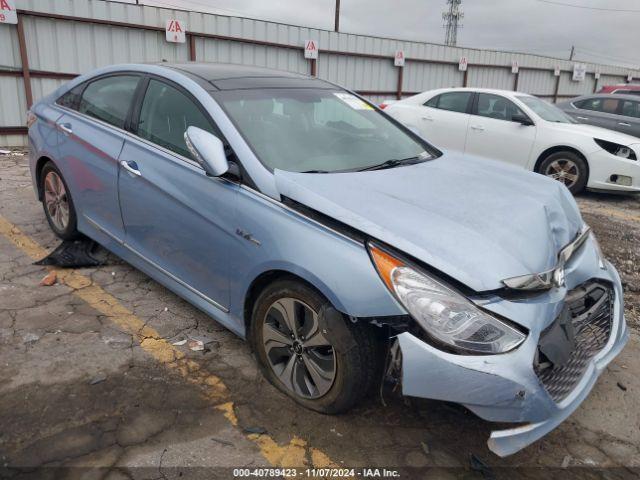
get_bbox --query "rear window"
[621,100,640,119]
[424,92,472,113]
[574,97,619,114]
[57,84,85,110]
[78,75,140,129]
[613,89,640,96]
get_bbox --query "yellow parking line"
[0,215,341,470]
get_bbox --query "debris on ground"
[243,426,267,435]
[22,333,40,344]
[188,340,205,351]
[35,238,110,268]
[0,149,10,155]
[469,453,495,480]
[172,339,187,346]
[617,381,628,391]
[561,455,573,468]
[39,271,57,286]
[420,441,430,455]
[187,335,216,352]
[211,437,234,446]
[88,374,107,385]
[330,427,343,437]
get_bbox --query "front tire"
[537,151,588,194]
[250,279,381,414]
[40,161,79,240]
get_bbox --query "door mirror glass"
[184,126,229,177]
[512,113,534,126]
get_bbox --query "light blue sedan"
[27,63,628,456]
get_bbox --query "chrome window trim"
[55,104,204,170]
[55,104,240,190]
[84,215,229,313]
[56,104,130,137]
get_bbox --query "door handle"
[618,122,631,127]
[58,122,73,135]
[470,125,485,131]
[120,160,141,177]
[576,116,589,121]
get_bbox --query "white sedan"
[385,88,640,194]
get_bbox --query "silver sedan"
[558,93,640,138]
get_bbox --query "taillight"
[26,110,37,128]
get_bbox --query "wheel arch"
[533,145,590,181]
[242,269,337,338]
[34,155,54,201]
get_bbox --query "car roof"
[159,62,334,91]
[600,84,640,90]
[417,87,533,99]
[566,93,640,103]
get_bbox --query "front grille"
[535,281,614,403]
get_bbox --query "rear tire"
[40,161,79,240]
[250,278,381,414]
[537,151,588,194]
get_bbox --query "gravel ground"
[578,193,640,330]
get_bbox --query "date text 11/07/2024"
[232,468,401,477]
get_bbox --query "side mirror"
[184,126,229,177]
[512,113,534,126]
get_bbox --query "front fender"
[229,187,405,324]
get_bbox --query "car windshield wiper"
[300,169,330,174]
[356,156,424,172]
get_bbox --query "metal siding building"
[1,0,639,145]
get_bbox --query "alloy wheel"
[543,159,579,189]
[43,171,70,231]
[262,297,337,399]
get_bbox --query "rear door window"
[136,79,219,159]
[574,97,619,114]
[621,100,640,118]
[57,83,85,110]
[78,75,140,129]
[424,92,472,113]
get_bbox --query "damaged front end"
[375,233,628,457]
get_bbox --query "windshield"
[214,88,437,173]
[516,95,576,123]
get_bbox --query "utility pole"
[569,45,575,60]
[442,0,463,47]
[334,0,340,32]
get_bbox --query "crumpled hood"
[274,154,583,292]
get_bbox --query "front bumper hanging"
[396,265,628,457]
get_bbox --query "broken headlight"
[594,138,637,160]
[369,243,525,354]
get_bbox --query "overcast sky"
[125,0,639,68]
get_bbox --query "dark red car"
[598,84,640,96]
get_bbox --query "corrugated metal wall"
[1,0,639,146]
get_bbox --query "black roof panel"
[212,76,334,90]
[160,62,332,83]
